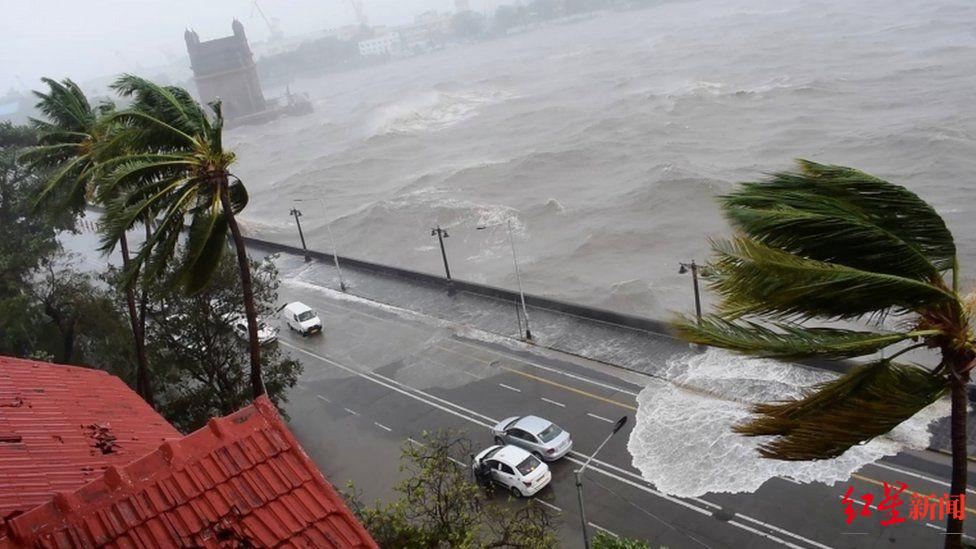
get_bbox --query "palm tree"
[673,160,972,547]
[21,78,155,406]
[98,75,265,398]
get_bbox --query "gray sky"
[0,0,496,93]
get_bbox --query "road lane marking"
[588,523,618,538]
[316,395,331,403]
[536,500,561,513]
[374,422,392,432]
[438,341,641,397]
[283,341,832,549]
[498,383,522,393]
[344,408,359,416]
[407,437,426,447]
[499,365,636,411]
[851,473,976,517]
[541,397,566,408]
[587,413,614,424]
[869,461,976,496]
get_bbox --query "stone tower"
[184,20,266,119]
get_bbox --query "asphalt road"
[275,283,976,549]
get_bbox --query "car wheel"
[510,485,522,498]
[494,436,503,445]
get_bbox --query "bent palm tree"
[673,160,972,547]
[99,75,265,397]
[21,78,155,406]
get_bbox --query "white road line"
[447,456,467,468]
[541,397,566,408]
[374,422,392,432]
[498,383,522,393]
[733,513,834,549]
[344,407,359,416]
[587,413,614,424]
[407,437,426,447]
[588,523,618,538]
[536,500,562,513]
[926,523,943,531]
[316,395,331,403]
[869,461,976,496]
[444,340,642,397]
[282,341,830,549]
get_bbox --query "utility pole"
[507,219,532,341]
[290,208,310,262]
[679,260,702,323]
[576,416,628,549]
[295,198,347,292]
[431,226,452,280]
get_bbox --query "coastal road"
[278,282,976,548]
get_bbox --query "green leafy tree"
[99,75,267,398]
[592,532,652,549]
[0,121,71,357]
[143,251,300,432]
[345,430,558,548]
[673,160,972,547]
[20,78,156,405]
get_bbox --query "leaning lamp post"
[678,260,702,323]
[477,220,533,341]
[575,415,627,549]
[294,198,347,292]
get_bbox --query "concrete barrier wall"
[242,235,677,337]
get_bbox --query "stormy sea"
[230,0,976,320]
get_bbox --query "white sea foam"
[371,89,512,135]
[627,349,950,497]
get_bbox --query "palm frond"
[673,314,940,360]
[734,360,946,460]
[709,237,955,320]
[729,160,955,273]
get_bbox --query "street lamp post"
[575,416,628,549]
[289,208,311,262]
[678,260,702,323]
[431,226,452,281]
[294,198,347,292]
[477,221,532,341]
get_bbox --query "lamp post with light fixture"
[289,208,310,263]
[575,416,628,549]
[678,260,702,323]
[476,220,532,341]
[294,198,347,292]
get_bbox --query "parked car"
[281,302,322,336]
[490,415,573,461]
[471,444,551,497]
[230,316,279,345]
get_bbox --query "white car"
[281,301,322,336]
[230,316,279,345]
[491,415,573,461]
[472,444,551,498]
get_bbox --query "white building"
[358,33,402,57]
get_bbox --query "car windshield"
[516,455,542,476]
[297,310,316,322]
[537,424,563,443]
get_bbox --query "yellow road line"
[851,473,976,516]
[498,365,637,411]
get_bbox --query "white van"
[281,302,323,336]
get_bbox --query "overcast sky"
[1,0,500,93]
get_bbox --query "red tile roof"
[0,356,180,534]
[5,395,378,548]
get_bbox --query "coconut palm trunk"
[219,179,265,397]
[948,367,969,547]
[118,232,153,406]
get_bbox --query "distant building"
[358,33,403,57]
[398,11,453,53]
[184,20,267,120]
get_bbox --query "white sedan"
[472,444,551,498]
[230,316,279,345]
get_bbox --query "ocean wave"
[627,349,948,497]
[368,89,514,135]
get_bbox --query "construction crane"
[251,0,284,41]
[347,0,368,28]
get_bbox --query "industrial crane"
[251,0,284,41]
[347,0,368,28]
